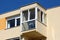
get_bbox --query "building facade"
[0,3,60,40]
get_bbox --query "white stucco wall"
[46,7,60,40]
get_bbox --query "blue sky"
[0,0,60,14]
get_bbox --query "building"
[0,2,60,40]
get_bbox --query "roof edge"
[20,2,46,10]
[47,6,60,10]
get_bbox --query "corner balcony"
[21,7,47,38]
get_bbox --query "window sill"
[5,25,20,30]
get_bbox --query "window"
[7,19,15,28]
[22,8,35,22]
[38,9,41,22]
[44,13,46,24]
[22,20,35,31]
[28,20,35,29]
[7,15,20,28]
[17,18,20,26]
[38,9,46,24]
[30,8,35,20]
[22,10,28,21]
[41,11,43,22]
[41,11,46,24]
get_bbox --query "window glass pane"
[38,9,41,22]
[17,18,20,26]
[8,19,15,28]
[7,14,20,28]
[22,10,28,21]
[44,13,46,24]
[30,8,35,19]
[22,20,35,31]
[37,9,43,23]
[41,11,43,22]
[22,22,29,31]
[28,20,35,29]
